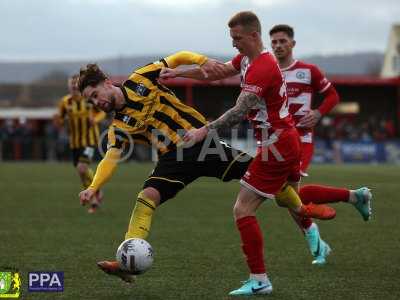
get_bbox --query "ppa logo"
[28,272,64,292]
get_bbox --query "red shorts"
[240,128,301,199]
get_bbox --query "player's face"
[68,78,80,97]
[83,81,116,113]
[230,25,256,55]
[270,32,294,60]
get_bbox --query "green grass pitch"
[0,163,399,299]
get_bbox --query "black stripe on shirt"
[153,111,184,132]
[124,80,150,98]
[159,96,205,128]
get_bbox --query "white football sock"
[250,273,268,283]
[349,190,357,204]
[305,222,317,233]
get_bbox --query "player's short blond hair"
[228,11,261,34]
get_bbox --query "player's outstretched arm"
[164,51,208,68]
[161,60,238,81]
[79,147,121,205]
[183,91,262,143]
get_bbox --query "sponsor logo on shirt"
[296,71,306,79]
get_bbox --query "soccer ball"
[116,238,154,274]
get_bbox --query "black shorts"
[72,147,95,166]
[143,140,253,203]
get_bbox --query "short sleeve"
[231,54,243,71]
[58,97,67,118]
[241,62,271,97]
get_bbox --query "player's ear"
[104,79,113,87]
[292,39,296,48]
[251,31,260,39]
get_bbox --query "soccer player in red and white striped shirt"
[270,24,339,175]
[270,24,372,264]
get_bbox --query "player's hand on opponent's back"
[183,126,208,144]
[79,188,97,206]
[297,109,321,128]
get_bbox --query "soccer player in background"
[269,24,372,263]
[55,74,106,213]
[77,51,328,283]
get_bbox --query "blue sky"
[0,0,399,61]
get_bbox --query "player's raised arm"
[163,51,208,68]
[161,60,238,81]
[136,50,214,81]
[160,51,238,81]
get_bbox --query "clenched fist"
[79,188,97,206]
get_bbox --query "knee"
[140,188,161,207]
[233,201,254,220]
[275,196,288,207]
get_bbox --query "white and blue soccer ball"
[116,238,154,274]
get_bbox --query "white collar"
[280,59,298,71]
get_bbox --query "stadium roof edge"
[0,107,56,119]
[111,75,400,87]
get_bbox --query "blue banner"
[313,140,400,164]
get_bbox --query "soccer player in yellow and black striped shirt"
[56,74,106,213]
[77,51,305,281]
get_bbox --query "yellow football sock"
[82,168,94,189]
[125,191,156,240]
[275,184,302,211]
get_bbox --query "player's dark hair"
[70,73,79,81]
[78,64,108,93]
[269,24,294,38]
[228,11,261,34]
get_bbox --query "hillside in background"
[0,52,384,84]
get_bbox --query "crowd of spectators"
[315,115,397,142]
[0,115,398,161]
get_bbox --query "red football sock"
[236,216,266,274]
[300,184,350,205]
[288,209,312,232]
